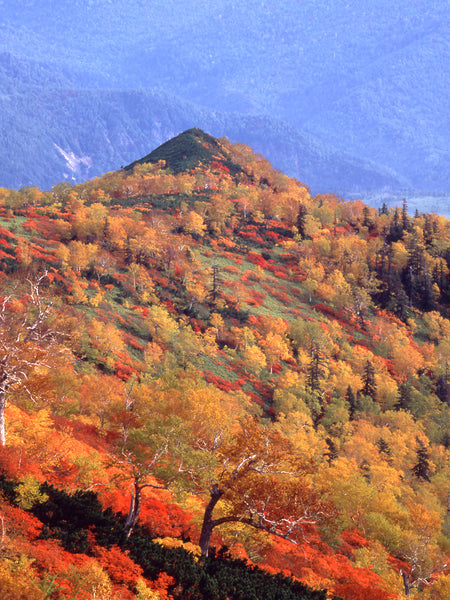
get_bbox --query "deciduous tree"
[195,419,331,556]
[0,273,58,446]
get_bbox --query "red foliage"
[243,391,264,408]
[224,265,241,275]
[219,251,236,260]
[333,583,394,600]
[265,537,395,600]
[101,488,189,539]
[149,572,175,600]
[31,538,87,575]
[239,231,266,244]
[153,274,170,287]
[246,251,268,268]
[0,502,43,540]
[162,299,177,314]
[51,416,110,453]
[247,289,266,306]
[0,249,14,260]
[252,379,274,402]
[115,360,138,381]
[211,160,230,174]
[313,302,365,332]
[339,528,370,558]
[0,237,13,249]
[0,444,41,480]
[123,331,147,351]
[140,497,188,538]
[92,544,143,586]
[267,267,289,280]
[203,371,243,392]
[265,231,280,242]
[270,290,291,305]
[0,226,15,240]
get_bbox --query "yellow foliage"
[328,360,362,397]
[154,537,201,558]
[89,290,106,307]
[0,556,45,600]
[275,411,327,461]
[184,211,206,236]
[64,560,113,600]
[391,241,409,269]
[135,578,161,599]
[56,243,71,268]
[374,373,399,411]
[390,341,424,378]
[243,344,267,375]
[421,574,450,600]
[259,331,291,372]
[15,475,49,510]
[88,319,125,355]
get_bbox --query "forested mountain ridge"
[0,130,449,598]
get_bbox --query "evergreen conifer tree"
[376,437,393,464]
[360,459,371,482]
[401,198,410,232]
[307,345,325,392]
[345,385,357,419]
[296,203,308,238]
[396,380,412,410]
[412,439,431,482]
[210,263,222,304]
[361,360,377,400]
[325,437,338,464]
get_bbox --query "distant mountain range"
[0,52,404,194]
[0,0,448,200]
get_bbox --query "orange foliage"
[149,572,175,600]
[30,538,87,575]
[92,544,143,586]
[264,535,396,600]
[0,501,43,541]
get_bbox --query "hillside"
[0,0,448,195]
[0,131,449,599]
[124,128,244,176]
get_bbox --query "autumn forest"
[0,129,449,599]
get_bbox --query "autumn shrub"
[0,474,338,600]
[0,556,45,600]
[223,264,241,275]
[92,544,143,586]
[57,560,114,600]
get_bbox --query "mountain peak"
[125,128,242,176]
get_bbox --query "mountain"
[0,59,404,192]
[124,128,245,176]
[0,132,448,598]
[0,0,448,196]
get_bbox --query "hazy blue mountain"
[0,60,403,192]
[0,0,448,196]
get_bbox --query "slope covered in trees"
[0,130,449,598]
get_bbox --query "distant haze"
[0,0,448,210]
